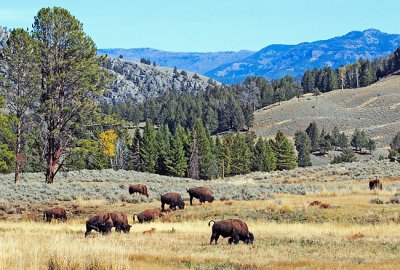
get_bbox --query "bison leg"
[230,233,239,244]
[190,196,193,206]
[210,233,220,244]
[161,202,165,210]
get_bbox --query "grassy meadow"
[1,161,400,269]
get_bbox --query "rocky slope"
[98,48,253,75]
[103,58,218,104]
[205,29,400,84]
[0,27,7,52]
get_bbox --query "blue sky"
[2,0,400,52]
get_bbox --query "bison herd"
[43,185,253,245]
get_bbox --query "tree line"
[301,47,400,93]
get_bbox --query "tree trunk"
[14,123,22,184]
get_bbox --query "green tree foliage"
[272,131,297,170]
[166,128,187,177]
[337,132,349,150]
[32,7,109,183]
[253,138,276,171]
[389,132,400,158]
[294,131,312,167]
[305,121,320,152]
[140,120,158,173]
[319,129,332,154]
[351,129,367,153]
[156,125,171,174]
[331,147,357,164]
[194,119,213,179]
[230,133,251,175]
[0,95,16,173]
[0,28,41,182]
[301,69,315,93]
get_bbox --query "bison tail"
[208,220,215,227]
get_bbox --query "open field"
[1,160,400,269]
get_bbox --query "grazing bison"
[43,207,67,222]
[110,212,131,233]
[187,187,214,206]
[85,213,114,237]
[128,184,149,197]
[208,219,254,245]
[133,208,163,223]
[369,179,383,190]
[161,192,185,210]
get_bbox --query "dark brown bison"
[208,219,254,245]
[43,207,67,222]
[85,213,114,237]
[161,192,185,210]
[187,187,214,206]
[369,179,383,190]
[128,184,149,197]
[110,212,131,233]
[133,208,163,223]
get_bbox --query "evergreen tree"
[366,138,376,154]
[129,128,142,171]
[351,128,367,153]
[305,121,320,152]
[33,7,109,183]
[0,95,16,173]
[230,133,251,175]
[166,129,187,177]
[272,131,297,170]
[140,120,158,173]
[294,131,312,167]
[253,138,276,172]
[194,119,213,179]
[337,132,349,150]
[319,129,332,154]
[331,126,340,150]
[264,140,277,171]
[0,28,41,182]
[389,132,400,158]
[301,69,315,93]
[187,133,199,179]
[156,125,171,174]
[331,147,357,164]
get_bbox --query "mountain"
[103,58,218,104]
[97,48,254,75]
[205,29,400,84]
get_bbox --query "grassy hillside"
[251,75,400,149]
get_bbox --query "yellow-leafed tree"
[99,130,118,158]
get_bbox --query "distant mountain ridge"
[99,29,400,85]
[97,48,254,75]
[206,29,400,84]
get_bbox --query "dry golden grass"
[2,190,400,270]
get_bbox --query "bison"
[85,213,114,237]
[110,212,131,233]
[143,228,156,234]
[43,207,67,222]
[187,187,214,206]
[161,192,185,210]
[208,219,254,245]
[129,184,149,197]
[369,179,382,190]
[133,208,163,223]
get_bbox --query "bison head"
[178,200,185,209]
[122,224,132,233]
[245,232,254,244]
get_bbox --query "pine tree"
[306,121,319,152]
[0,95,16,173]
[187,133,199,179]
[140,120,158,173]
[331,148,357,164]
[337,132,349,150]
[272,131,297,170]
[230,133,250,175]
[194,119,213,179]
[156,125,171,174]
[294,131,312,167]
[129,128,142,171]
[331,126,340,150]
[389,132,400,159]
[253,138,276,172]
[301,69,315,93]
[264,140,277,171]
[319,129,332,154]
[351,129,367,153]
[166,129,187,177]
[0,28,41,182]
[33,7,109,183]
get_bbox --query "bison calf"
[110,212,131,233]
[134,208,163,223]
[161,192,185,210]
[129,184,149,197]
[43,207,67,222]
[143,228,156,234]
[209,219,254,245]
[369,179,382,190]
[187,187,214,206]
[85,213,113,237]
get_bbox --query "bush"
[369,198,384,204]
